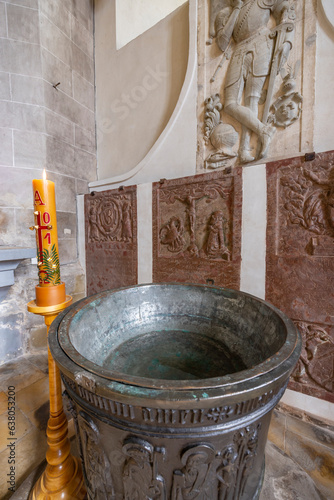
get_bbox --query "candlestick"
[28,171,86,499]
[27,300,86,500]
[30,170,66,306]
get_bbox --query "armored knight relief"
[266,152,334,403]
[197,0,316,170]
[153,169,242,288]
[84,186,137,295]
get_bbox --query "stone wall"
[0,0,96,362]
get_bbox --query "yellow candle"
[32,170,61,288]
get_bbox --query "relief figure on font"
[210,0,296,163]
[171,444,218,500]
[122,437,166,500]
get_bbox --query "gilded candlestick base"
[27,297,86,500]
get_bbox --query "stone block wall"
[0,0,96,363]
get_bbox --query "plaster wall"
[0,0,96,362]
[314,0,334,152]
[95,0,191,181]
[116,0,188,49]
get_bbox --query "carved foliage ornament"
[88,194,133,243]
[292,322,334,393]
[280,163,334,255]
[204,94,238,169]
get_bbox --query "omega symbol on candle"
[31,170,61,287]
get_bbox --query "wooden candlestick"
[27,297,86,500]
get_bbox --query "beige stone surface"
[27,327,48,352]
[0,391,7,416]
[15,377,49,415]
[116,0,188,49]
[0,427,48,499]
[0,409,32,453]
[0,359,45,393]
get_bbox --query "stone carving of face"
[276,100,298,124]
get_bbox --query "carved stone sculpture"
[160,216,185,252]
[122,437,166,500]
[266,152,334,403]
[153,170,242,288]
[280,163,334,253]
[158,180,230,258]
[203,210,231,260]
[209,0,296,163]
[204,94,238,169]
[292,322,334,393]
[269,61,302,128]
[87,195,133,243]
[84,187,138,295]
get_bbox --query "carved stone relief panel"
[266,151,334,403]
[197,0,316,171]
[153,169,242,288]
[84,186,137,296]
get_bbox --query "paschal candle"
[32,170,61,287]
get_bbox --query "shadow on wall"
[95,1,189,179]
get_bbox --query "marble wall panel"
[85,186,138,296]
[153,168,242,288]
[266,151,334,403]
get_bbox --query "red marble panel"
[153,168,242,289]
[84,186,137,296]
[266,151,334,403]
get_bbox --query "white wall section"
[137,183,153,284]
[116,0,188,49]
[240,165,267,300]
[314,0,334,152]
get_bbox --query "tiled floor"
[0,353,333,500]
